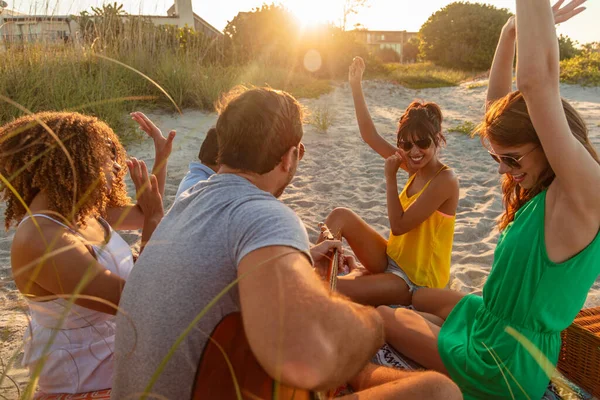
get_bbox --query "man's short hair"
[198,127,218,166]
[215,86,304,174]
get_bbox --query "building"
[354,30,418,62]
[0,0,221,49]
[148,0,222,39]
[0,8,77,45]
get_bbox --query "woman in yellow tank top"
[323,57,460,307]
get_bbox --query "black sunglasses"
[398,137,432,152]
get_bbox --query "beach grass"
[448,120,477,135]
[309,104,335,133]
[376,62,483,89]
[467,81,488,90]
[0,44,332,138]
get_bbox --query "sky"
[7,0,599,44]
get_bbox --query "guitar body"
[193,225,342,399]
[192,312,316,400]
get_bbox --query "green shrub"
[375,48,401,63]
[560,51,600,86]
[379,62,480,89]
[309,104,334,133]
[419,2,512,70]
[467,80,488,89]
[403,37,421,63]
[448,120,476,135]
[558,35,581,61]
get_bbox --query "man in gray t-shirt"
[113,172,312,399]
[112,87,461,400]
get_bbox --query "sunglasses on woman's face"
[488,146,539,169]
[398,137,432,152]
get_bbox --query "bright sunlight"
[282,0,341,28]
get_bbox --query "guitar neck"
[328,249,338,291]
[320,224,339,292]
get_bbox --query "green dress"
[439,190,600,399]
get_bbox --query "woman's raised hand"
[127,157,164,222]
[349,56,366,88]
[384,152,404,179]
[502,15,516,36]
[551,0,587,24]
[502,0,585,37]
[130,112,176,162]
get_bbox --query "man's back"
[112,174,310,400]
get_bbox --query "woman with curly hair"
[377,0,600,398]
[0,111,175,394]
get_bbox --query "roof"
[1,14,71,22]
[166,2,221,35]
[0,8,26,16]
[192,13,221,36]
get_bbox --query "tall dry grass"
[0,20,332,138]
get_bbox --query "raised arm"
[130,112,175,197]
[516,0,600,218]
[106,113,173,231]
[489,1,587,110]
[238,246,384,390]
[487,17,516,109]
[349,57,398,160]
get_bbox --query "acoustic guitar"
[191,225,341,400]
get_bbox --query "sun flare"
[283,0,340,28]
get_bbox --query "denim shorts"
[385,257,424,293]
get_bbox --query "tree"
[223,4,369,78]
[558,34,581,61]
[419,2,511,70]
[403,36,421,63]
[341,0,369,31]
[581,42,600,54]
[375,47,400,63]
[77,2,127,45]
[224,4,300,64]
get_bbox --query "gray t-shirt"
[112,174,311,400]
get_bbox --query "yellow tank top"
[386,166,455,288]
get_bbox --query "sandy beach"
[1,80,599,398]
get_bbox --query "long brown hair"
[0,112,130,230]
[478,91,599,230]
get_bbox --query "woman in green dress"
[376,0,600,398]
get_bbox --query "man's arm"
[238,246,384,391]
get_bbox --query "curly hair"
[0,112,131,230]
[478,91,599,231]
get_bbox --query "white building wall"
[172,0,194,28]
